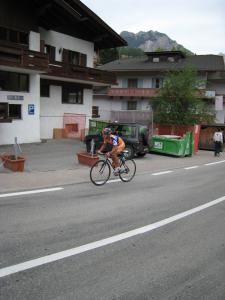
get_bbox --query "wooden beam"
[54,0,84,21]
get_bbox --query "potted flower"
[77,138,99,167]
[1,137,26,172]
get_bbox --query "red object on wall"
[63,113,86,138]
[154,124,201,154]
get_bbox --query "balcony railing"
[107,88,159,97]
[48,61,117,85]
[0,42,49,72]
[0,41,117,85]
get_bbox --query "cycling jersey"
[103,134,124,147]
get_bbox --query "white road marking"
[107,179,121,184]
[152,171,173,176]
[0,187,64,198]
[184,166,199,170]
[205,160,225,166]
[1,194,225,278]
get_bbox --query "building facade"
[93,51,225,123]
[0,0,126,145]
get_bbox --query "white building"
[0,0,126,145]
[94,51,225,124]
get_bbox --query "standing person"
[98,128,125,175]
[213,128,223,157]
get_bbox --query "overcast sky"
[82,0,225,55]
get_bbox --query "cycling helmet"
[102,127,112,136]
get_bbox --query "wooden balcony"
[0,42,49,72]
[48,61,117,85]
[107,88,159,97]
[0,42,116,84]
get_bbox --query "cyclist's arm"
[98,140,107,152]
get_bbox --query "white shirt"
[213,131,223,143]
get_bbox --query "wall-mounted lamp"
[59,47,62,54]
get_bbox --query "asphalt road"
[0,162,225,299]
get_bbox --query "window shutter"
[49,46,56,62]
[62,49,69,63]
[80,53,87,67]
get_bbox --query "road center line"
[152,170,173,176]
[107,179,121,184]
[1,194,225,278]
[0,187,64,198]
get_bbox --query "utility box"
[149,132,193,157]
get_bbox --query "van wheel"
[125,145,134,159]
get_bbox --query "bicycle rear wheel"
[90,160,111,186]
[119,159,136,182]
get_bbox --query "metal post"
[90,138,95,157]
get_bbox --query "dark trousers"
[214,141,222,156]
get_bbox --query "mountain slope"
[120,30,192,54]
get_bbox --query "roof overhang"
[32,0,127,50]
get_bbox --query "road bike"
[90,150,136,186]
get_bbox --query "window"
[168,57,175,62]
[0,103,8,119]
[40,81,50,97]
[127,101,137,110]
[62,85,83,104]
[44,44,56,62]
[68,50,87,67]
[0,71,29,92]
[0,26,28,45]
[115,125,136,138]
[152,78,164,89]
[0,103,22,120]
[9,104,22,119]
[92,106,99,118]
[128,78,138,88]
[153,57,159,62]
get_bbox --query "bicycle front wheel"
[90,160,111,186]
[119,159,136,182]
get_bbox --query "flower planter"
[1,155,25,172]
[77,152,99,167]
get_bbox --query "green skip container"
[149,132,194,157]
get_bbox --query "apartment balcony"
[48,61,117,85]
[207,71,225,81]
[0,42,116,85]
[107,88,159,97]
[0,42,49,72]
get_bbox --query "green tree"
[99,48,119,64]
[118,47,144,58]
[152,67,215,125]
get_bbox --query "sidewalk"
[0,139,220,193]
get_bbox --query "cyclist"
[98,127,125,175]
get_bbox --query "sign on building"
[28,104,35,115]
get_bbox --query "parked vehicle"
[84,120,150,159]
